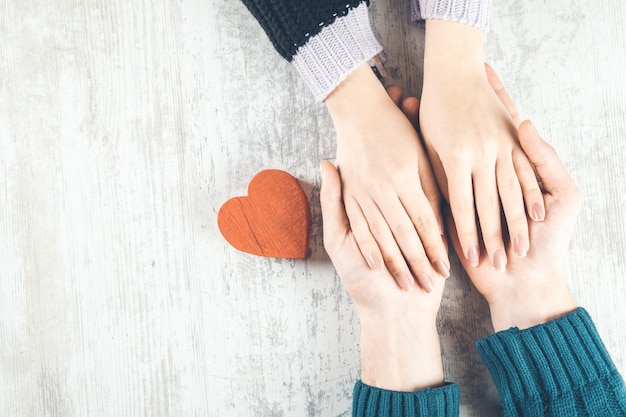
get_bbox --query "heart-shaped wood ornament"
[217,169,310,259]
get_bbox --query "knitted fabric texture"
[411,0,491,30]
[476,308,626,416]
[240,0,367,61]
[352,381,460,417]
[291,3,383,101]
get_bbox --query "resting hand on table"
[319,94,446,392]
[448,117,580,331]
[325,62,449,293]
[420,20,546,272]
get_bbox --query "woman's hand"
[320,113,446,390]
[420,20,545,272]
[325,63,449,293]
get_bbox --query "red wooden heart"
[217,170,310,259]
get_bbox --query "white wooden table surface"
[1,0,624,416]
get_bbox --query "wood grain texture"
[0,0,624,416]
[217,169,310,258]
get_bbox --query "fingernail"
[417,273,433,293]
[532,202,545,221]
[398,273,414,293]
[468,246,479,267]
[493,249,507,272]
[365,252,379,270]
[514,234,529,257]
[434,260,450,278]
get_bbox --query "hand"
[320,94,445,391]
[325,62,449,293]
[420,20,545,272]
[448,117,580,331]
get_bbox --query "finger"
[496,158,530,257]
[428,150,449,202]
[419,156,445,236]
[447,171,480,267]
[343,198,383,271]
[443,203,473,272]
[401,97,421,127]
[485,63,521,127]
[401,96,444,234]
[358,198,417,292]
[372,196,437,292]
[320,161,350,252]
[513,148,546,222]
[385,85,403,107]
[399,189,450,278]
[518,120,579,199]
[473,166,507,272]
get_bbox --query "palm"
[449,189,577,299]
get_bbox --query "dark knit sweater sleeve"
[352,381,460,417]
[240,0,366,61]
[476,308,626,416]
[240,0,383,101]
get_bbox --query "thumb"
[319,161,350,249]
[485,63,521,126]
[518,120,577,197]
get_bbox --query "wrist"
[324,62,389,122]
[487,273,577,332]
[423,20,485,83]
[359,309,444,392]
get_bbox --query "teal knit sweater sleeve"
[352,381,460,416]
[476,307,626,416]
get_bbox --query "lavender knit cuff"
[291,2,383,102]
[411,0,491,30]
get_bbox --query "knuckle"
[391,222,417,240]
[382,254,406,274]
[523,183,542,197]
[499,174,520,193]
[476,194,501,211]
[456,228,477,242]
[407,260,430,275]
[367,220,386,237]
[450,199,475,214]
[411,215,437,233]
[507,213,528,228]
[482,229,503,245]
[422,240,444,258]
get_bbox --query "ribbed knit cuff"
[352,381,460,417]
[411,0,491,31]
[291,2,383,102]
[476,308,626,416]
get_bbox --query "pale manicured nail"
[468,246,479,267]
[417,273,433,293]
[434,260,450,278]
[493,249,507,272]
[532,202,545,222]
[365,252,380,270]
[514,234,529,257]
[398,273,414,293]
